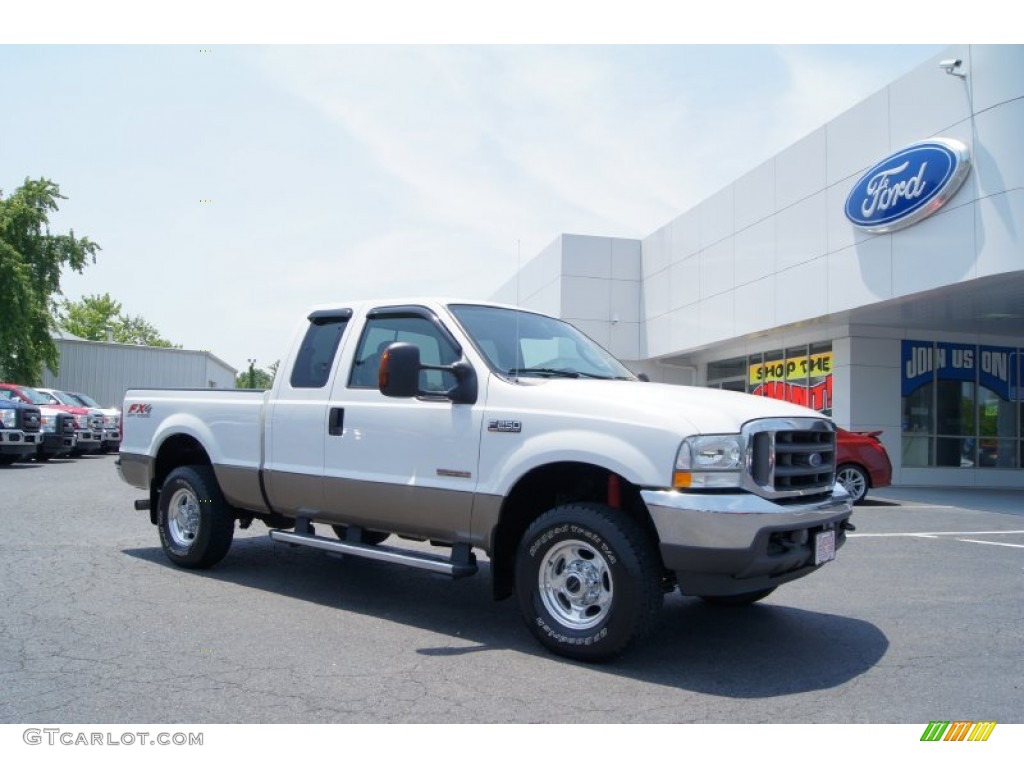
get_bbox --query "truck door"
[263,309,352,516]
[322,306,484,541]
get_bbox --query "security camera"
[938,58,966,77]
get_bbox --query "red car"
[836,428,892,504]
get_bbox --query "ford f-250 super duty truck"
[118,299,853,661]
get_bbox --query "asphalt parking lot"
[1,454,1021,724]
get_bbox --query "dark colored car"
[0,395,42,465]
[836,428,892,504]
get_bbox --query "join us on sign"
[901,341,1019,400]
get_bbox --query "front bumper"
[73,430,102,448]
[40,432,75,456]
[0,430,41,454]
[641,486,853,596]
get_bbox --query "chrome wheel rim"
[168,487,200,548]
[837,467,866,502]
[538,539,613,630]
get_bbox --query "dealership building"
[494,44,1024,489]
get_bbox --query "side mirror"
[379,343,421,398]
[378,342,478,405]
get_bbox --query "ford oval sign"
[844,138,970,234]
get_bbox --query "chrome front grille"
[744,418,836,499]
[21,408,41,433]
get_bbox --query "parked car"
[0,393,42,465]
[0,383,103,456]
[836,428,892,504]
[64,391,121,452]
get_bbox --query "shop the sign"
[845,138,971,234]
[750,352,833,412]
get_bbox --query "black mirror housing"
[378,342,478,405]
[379,343,421,398]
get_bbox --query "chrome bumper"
[641,485,853,596]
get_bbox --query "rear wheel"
[837,464,869,504]
[157,465,235,569]
[515,503,663,662]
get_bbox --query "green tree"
[116,314,177,348]
[57,291,122,340]
[235,360,279,389]
[58,292,178,347]
[0,178,99,383]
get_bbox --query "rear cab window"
[289,310,352,389]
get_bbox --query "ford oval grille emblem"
[844,138,970,234]
[808,453,822,468]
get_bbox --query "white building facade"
[43,335,237,410]
[495,44,1024,488]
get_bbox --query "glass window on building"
[707,343,833,417]
[901,341,1021,469]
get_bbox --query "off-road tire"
[515,503,663,662]
[157,465,235,569]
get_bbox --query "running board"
[269,529,478,578]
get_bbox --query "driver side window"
[349,315,459,393]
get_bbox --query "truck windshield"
[449,304,635,381]
[15,387,51,405]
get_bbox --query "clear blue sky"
[0,4,968,372]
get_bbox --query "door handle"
[328,407,345,436]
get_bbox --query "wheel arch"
[148,433,213,523]
[489,460,661,601]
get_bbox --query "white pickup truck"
[118,299,853,661]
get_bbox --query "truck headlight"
[40,415,57,433]
[1,410,16,429]
[674,434,745,489]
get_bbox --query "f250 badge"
[126,403,153,417]
[488,419,522,433]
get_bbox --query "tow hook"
[841,520,856,532]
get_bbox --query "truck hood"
[511,378,829,435]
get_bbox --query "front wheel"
[157,465,235,569]
[836,464,869,504]
[515,503,663,662]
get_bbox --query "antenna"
[514,239,521,381]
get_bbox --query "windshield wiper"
[507,368,621,380]
[507,368,580,378]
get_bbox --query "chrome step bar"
[269,527,478,579]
